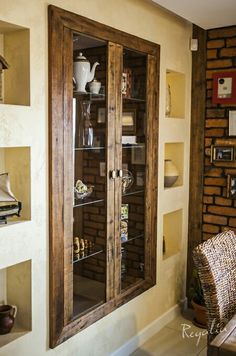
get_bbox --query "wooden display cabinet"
[49,5,159,347]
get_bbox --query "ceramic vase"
[164,159,179,187]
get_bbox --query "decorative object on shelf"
[89,78,101,94]
[122,170,134,193]
[97,107,106,123]
[0,173,22,224]
[0,55,9,103]
[73,237,80,258]
[0,304,17,334]
[80,100,93,146]
[121,204,128,220]
[227,174,236,198]
[122,108,136,134]
[120,220,128,242]
[164,159,179,187]
[122,135,136,145]
[122,68,132,98]
[136,171,144,186]
[74,179,94,200]
[165,83,171,117]
[211,145,234,162]
[131,144,145,165]
[73,236,95,260]
[73,52,99,93]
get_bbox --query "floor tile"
[131,314,207,356]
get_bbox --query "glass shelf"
[73,248,103,263]
[74,198,104,208]
[73,91,105,101]
[74,146,105,151]
[122,143,145,149]
[122,189,144,197]
[123,97,145,102]
[121,233,144,245]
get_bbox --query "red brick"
[207,59,232,69]
[205,138,213,147]
[203,205,207,213]
[204,186,221,195]
[203,214,227,225]
[204,177,226,186]
[205,147,211,156]
[205,119,228,128]
[203,233,214,241]
[215,197,232,206]
[207,49,217,59]
[204,167,223,177]
[229,217,236,227]
[227,38,236,47]
[207,90,213,100]
[203,196,214,204]
[208,27,236,39]
[207,80,213,90]
[202,224,220,234]
[208,205,236,216]
[220,48,236,57]
[206,108,225,118]
[205,128,225,137]
[207,39,225,48]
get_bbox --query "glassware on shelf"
[165,83,171,117]
[74,179,94,200]
[79,100,94,147]
[122,170,134,193]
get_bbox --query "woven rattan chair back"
[193,230,236,337]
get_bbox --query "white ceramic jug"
[73,53,99,93]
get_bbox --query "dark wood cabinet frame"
[48,5,159,347]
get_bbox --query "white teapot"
[73,53,99,93]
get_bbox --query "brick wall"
[203,26,236,240]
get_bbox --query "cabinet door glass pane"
[121,49,147,290]
[73,33,107,317]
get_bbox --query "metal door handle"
[110,170,116,179]
[117,169,123,178]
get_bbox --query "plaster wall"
[0,0,192,355]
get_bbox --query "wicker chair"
[192,230,236,341]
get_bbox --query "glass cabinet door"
[72,33,108,317]
[119,48,147,291]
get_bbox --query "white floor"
[131,313,207,356]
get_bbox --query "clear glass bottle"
[80,100,93,147]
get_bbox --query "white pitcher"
[73,53,99,93]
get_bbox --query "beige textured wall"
[0,0,192,355]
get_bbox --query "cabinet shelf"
[73,91,105,101]
[123,97,145,102]
[74,198,104,208]
[73,248,103,263]
[121,233,144,245]
[122,143,145,149]
[122,189,144,197]
[74,146,105,151]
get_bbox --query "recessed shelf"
[0,20,30,106]
[0,260,32,347]
[166,70,185,119]
[163,209,183,260]
[0,147,31,226]
[164,143,184,188]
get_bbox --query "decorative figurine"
[0,173,22,224]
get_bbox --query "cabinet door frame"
[49,4,159,348]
